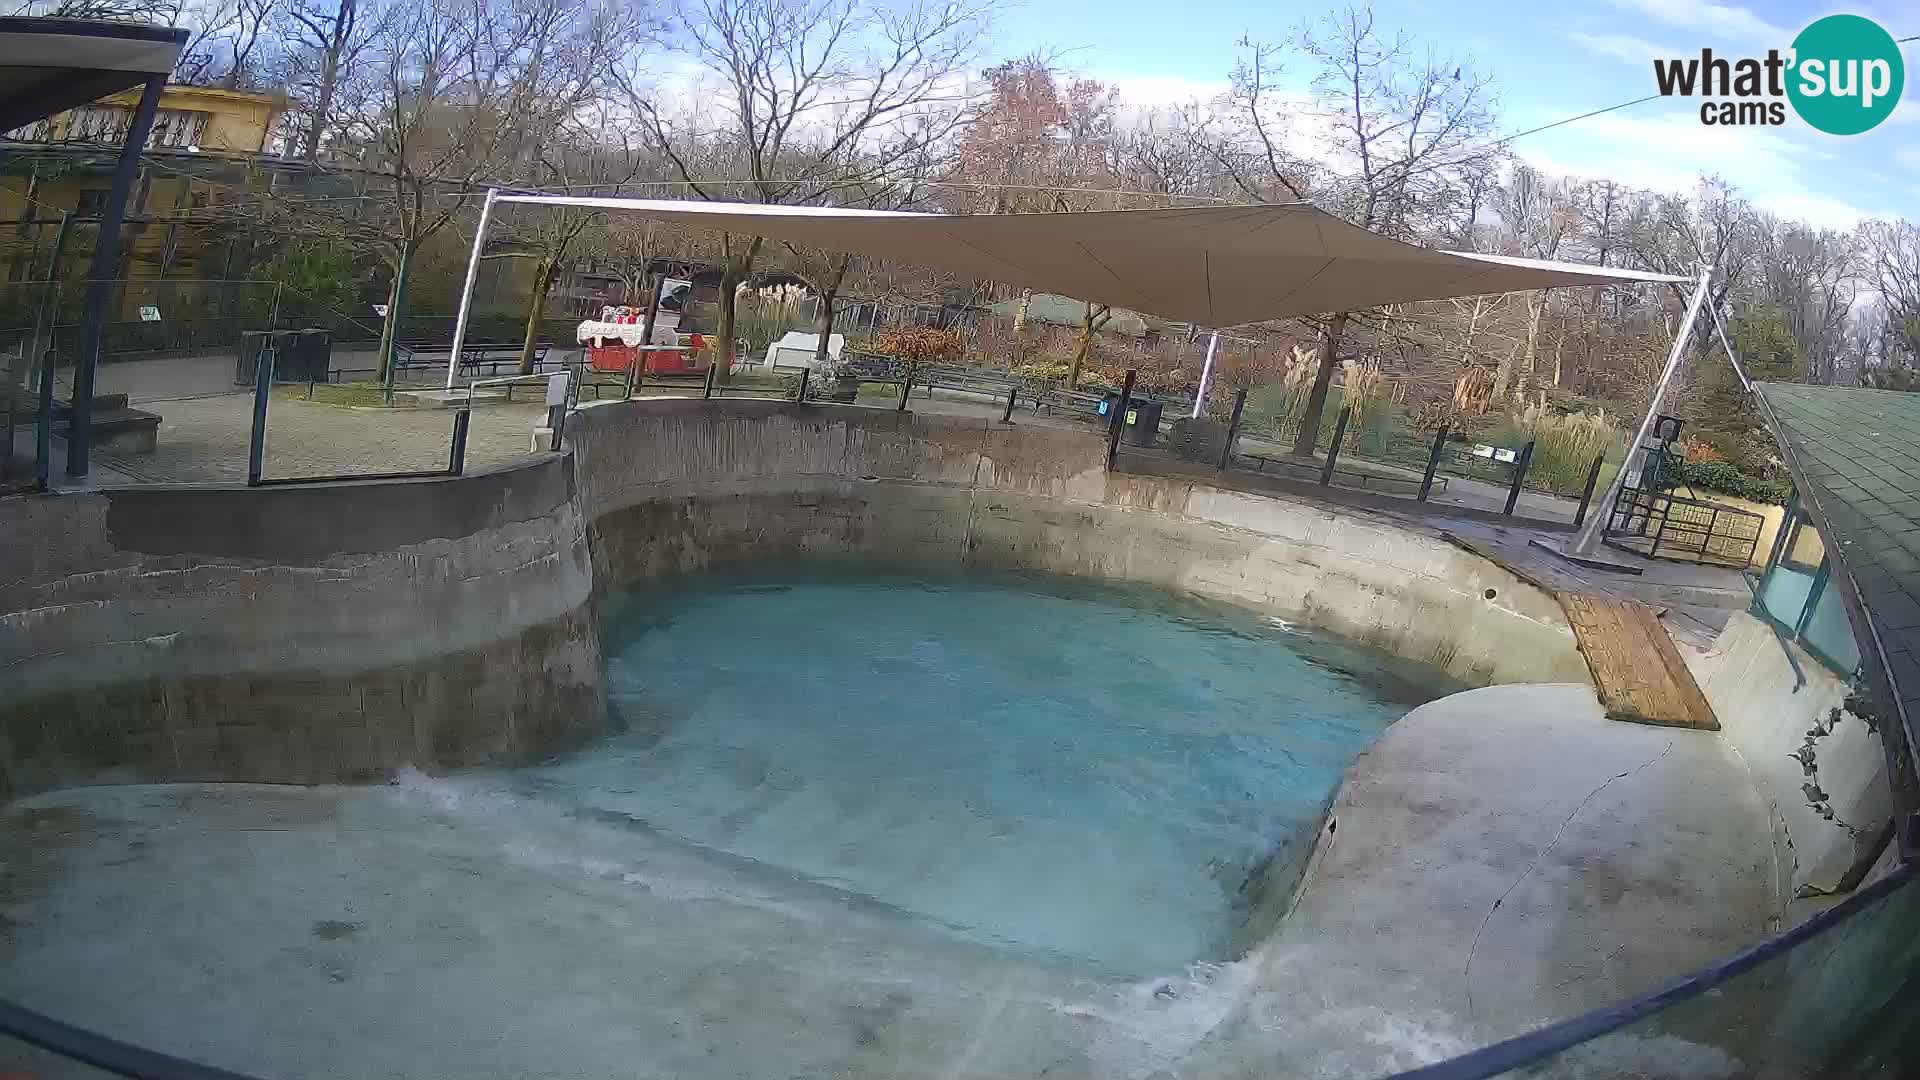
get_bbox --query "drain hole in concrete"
[1483,588,1497,600]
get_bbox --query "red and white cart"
[577,306,709,377]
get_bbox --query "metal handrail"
[464,372,556,408]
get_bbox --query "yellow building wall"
[95,85,285,154]
[4,85,285,318]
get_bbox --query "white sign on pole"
[372,304,390,317]
[138,305,161,322]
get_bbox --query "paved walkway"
[68,354,1102,487]
[86,394,553,485]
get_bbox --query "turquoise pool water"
[519,568,1463,976]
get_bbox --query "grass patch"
[856,380,908,404]
[272,381,408,408]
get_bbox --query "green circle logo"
[1787,14,1904,135]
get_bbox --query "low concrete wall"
[1685,611,1893,899]
[569,399,1589,687]
[0,455,605,800]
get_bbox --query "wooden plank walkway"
[1560,593,1720,730]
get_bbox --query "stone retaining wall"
[0,454,603,800]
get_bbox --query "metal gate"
[1604,486,1765,568]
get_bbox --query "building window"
[149,109,210,149]
[1754,498,1862,675]
[65,106,132,143]
[76,189,112,217]
[24,106,209,149]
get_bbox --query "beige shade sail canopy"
[494,194,1689,326]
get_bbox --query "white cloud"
[1569,32,1681,66]
[1518,111,1887,228]
[1085,71,1229,108]
[1603,0,1789,45]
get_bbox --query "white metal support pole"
[1564,266,1714,557]
[445,187,499,391]
[1706,300,1755,394]
[1192,330,1221,418]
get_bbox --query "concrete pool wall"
[1685,612,1896,903]
[572,398,1590,688]
[0,398,1583,802]
[0,453,603,801]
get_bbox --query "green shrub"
[1676,457,1792,504]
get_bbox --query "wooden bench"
[391,341,556,379]
[1238,451,1443,495]
[1026,385,1107,419]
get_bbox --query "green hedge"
[1677,458,1792,505]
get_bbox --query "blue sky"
[991,0,1918,228]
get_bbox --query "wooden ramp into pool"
[1560,594,1720,731]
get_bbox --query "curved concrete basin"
[2,398,1848,1079]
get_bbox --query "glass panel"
[1784,514,1828,570]
[1489,869,1920,1079]
[1801,574,1863,674]
[1758,563,1818,631]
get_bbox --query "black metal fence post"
[1503,440,1536,515]
[1105,368,1137,471]
[448,408,471,475]
[68,74,165,479]
[702,360,717,399]
[1319,406,1351,486]
[795,368,810,402]
[622,355,639,400]
[1001,386,1018,423]
[897,366,913,411]
[246,346,275,486]
[1574,455,1606,527]
[1419,427,1449,501]
[33,334,54,491]
[1218,389,1247,471]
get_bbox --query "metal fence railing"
[1604,486,1767,568]
[1154,382,1614,528]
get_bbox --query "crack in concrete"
[1463,738,1676,1022]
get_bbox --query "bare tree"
[482,0,651,373]
[1066,301,1112,388]
[620,0,992,379]
[284,0,390,161]
[1862,219,1920,364]
[1493,163,1575,391]
[170,0,281,89]
[1754,218,1856,384]
[491,127,647,374]
[289,0,617,378]
[1215,5,1499,455]
[6,0,174,19]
